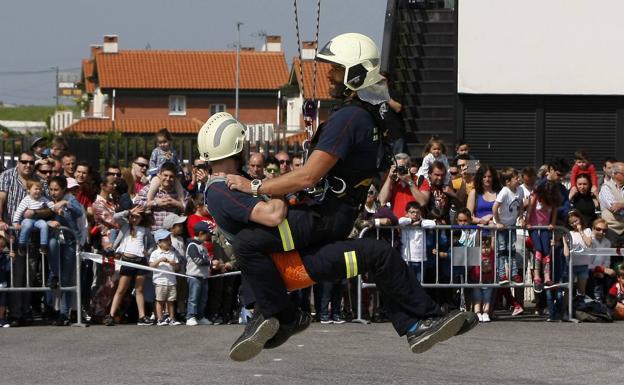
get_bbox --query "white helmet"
[197,112,246,162]
[316,33,382,91]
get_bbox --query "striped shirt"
[13,195,54,224]
[0,167,34,224]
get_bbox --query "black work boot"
[229,311,279,362]
[406,309,467,354]
[264,309,311,349]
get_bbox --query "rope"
[311,0,321,101]
[294,0,305,99]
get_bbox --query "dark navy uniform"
[206,102,442,330]
[205,179,441,335]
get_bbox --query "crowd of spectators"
[0,129,623,328]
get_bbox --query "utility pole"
[235,21,243,120]
[52,66,59,110]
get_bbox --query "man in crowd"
[247,152,266,180]
[275,151,291,175]
[379,152,430,218]
[0,151,52,326]
[74,161,96,218]
[131,155,150,195]
[62,153,76,179]
[135,162,187,230]
[292,156,302,170]
[599,161,624,247]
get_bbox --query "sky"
[0,0,388,106]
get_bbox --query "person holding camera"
[186,159,211,195]
[379,153,431,218]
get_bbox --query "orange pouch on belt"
[270,250,315,291]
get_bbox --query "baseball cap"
[66,178,79,190]
[30,136,46,149]
[154,229,171,242]
[193,221,211,234]
[163,213,187,230]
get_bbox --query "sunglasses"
[39,170,53,175]
[107,172,121,177]
[134,162,148,168]
[595,227,608,233]
[266,168,279,174]
[278,159,291,165]
[19,160,35,165]
[157,140,169,144]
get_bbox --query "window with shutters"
[169,95,186,116]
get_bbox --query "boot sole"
[410,311,466,354]
[229,318,280,362]
[456,312,479,335]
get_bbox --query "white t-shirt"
[495,186,524,226]
[589,236,611,271]
[399,218,435,263]
[570,228,593,266]
[149,248,178,286]
[115,226,148,257]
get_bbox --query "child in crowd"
[163,213,188,319]
[453,140,474,161]
[527,180,561,293]
[185,221,212,326]
[105,205,155,326]
[567,210,593,296]
[470,238,494,322]
[547,232,569,322]
[588,219,614,302]
[149,229,181,326]
[0,231,13,328]
[606,265,624,320]
[146,128,186,209]
[13,179,54,256]
[416,137,450,184]
[492,167,525,285]
[398,201,435,282]
[455,208,477,247]
[569,150,599,197]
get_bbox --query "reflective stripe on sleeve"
[277,219,295,251]
[344,250,358,278]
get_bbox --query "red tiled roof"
[82,59,96,94]
[291,58,332,100]
[94,51,289,90]
[65,117,204,134]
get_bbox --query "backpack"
[574,295,613,323]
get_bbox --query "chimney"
[103,35,119,54]
[301,41,317,60]
[262,35,282,52]
[90,44,103,58]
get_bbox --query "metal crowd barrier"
[0,226,84,326]
[354,225,578,324]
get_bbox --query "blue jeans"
[18,218,48,246]
[546,287,565,320]
[187,277,209,319]
[408,262,423,282]
[48,237,76,315]
[319,280,344,318]
[496,229,518,279]
[472,287,493,304]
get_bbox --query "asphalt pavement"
[2,318,624,385]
